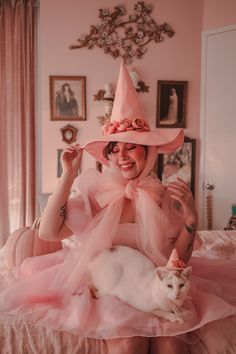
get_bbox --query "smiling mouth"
[119,163,134,171]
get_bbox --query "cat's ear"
[181,266,192,278]
[156,268,169,280]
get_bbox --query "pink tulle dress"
[0,168,235,345]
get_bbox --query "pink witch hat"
[83,63,184,165]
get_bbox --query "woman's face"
[110,142,147,180]
[63,84,70,93]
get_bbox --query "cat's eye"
[179,284,185,288]
[167,284,173,288]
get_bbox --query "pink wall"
[39,0,203,194]
[203,0,236,30]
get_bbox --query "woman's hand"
[166,177,198,226]
[61,144,83,178]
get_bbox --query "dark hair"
[103,141,148,161]
[103,142,118,160]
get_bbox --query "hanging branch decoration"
[69,2,175,64]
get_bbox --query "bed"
[0,230,235,354]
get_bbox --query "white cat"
[88,246,192,323]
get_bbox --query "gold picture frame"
[50,76,86,121]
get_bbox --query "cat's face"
[156,267,192,304]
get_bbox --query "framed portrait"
[156,80,188,128]
[157,137,196,196]
[50,76,86,121]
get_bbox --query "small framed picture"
[50,76,86,121]
[156,80,188,128]
[157,137,196,196]
[60,124,78,145]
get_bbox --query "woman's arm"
[39,144,83,241]
[166,178,198,263]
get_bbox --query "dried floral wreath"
[70,2,175,64]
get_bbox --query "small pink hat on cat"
[83,63,184,165]
[166,249,186,270]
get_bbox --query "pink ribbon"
[95,173,165,208]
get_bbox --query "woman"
[56,83,79,117]
[161,88,178,125]
[0,64,235,354]
[40,140,195,354]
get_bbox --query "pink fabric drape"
[0,0,38,246]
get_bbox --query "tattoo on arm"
[58,202,67,232]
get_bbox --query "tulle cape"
[48,146,176,294]
[0,146,235,343]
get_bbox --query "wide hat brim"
[83,128,184,166]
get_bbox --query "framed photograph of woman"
[157,137,196,196]
[50,76,86,121]
[156,80,188,128]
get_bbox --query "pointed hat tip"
[110,62,147,121]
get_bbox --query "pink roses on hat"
[102,118,150,135]
[101,122,117,135]
[116,118,134,132]
[132,118,150,131]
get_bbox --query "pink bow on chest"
[95,172,165,208]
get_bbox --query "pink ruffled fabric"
[0,233,235,343]
[0,148,235,343]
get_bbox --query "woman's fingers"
[62,144,82,159]
[167,178,192,198]
[61,150,76,162]
[167,179,193,207]
[63,144,80,153]
[167,185,187,199]
[167,178,198,225]
[61,144,83,177]
[166,190,186,205]
[168,178,190,192]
